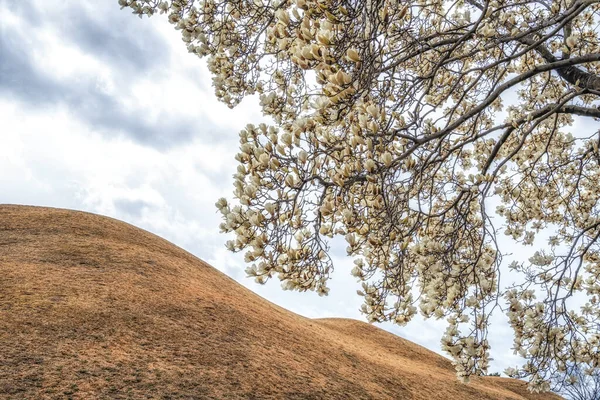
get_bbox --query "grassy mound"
[0,205,561,399]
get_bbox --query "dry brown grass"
[0,205,562,399]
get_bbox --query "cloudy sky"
[0,0,534,375]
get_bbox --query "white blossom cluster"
[122,0,600,390]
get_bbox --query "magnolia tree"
[121,0,600,390]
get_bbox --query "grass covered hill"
[0,205,562,399]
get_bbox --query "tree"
[552,363,600,400]
[121,0,600,391]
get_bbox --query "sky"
[0,0,536,377]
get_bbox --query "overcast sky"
[0,0,537,376]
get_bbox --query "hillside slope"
[0,205,561,399]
